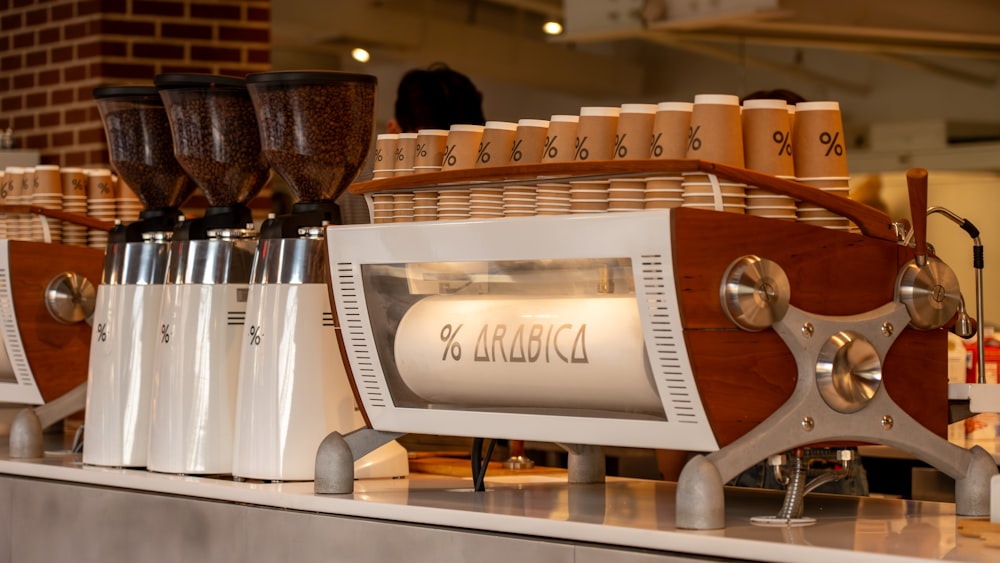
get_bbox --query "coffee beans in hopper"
[93,86,195,211]
[246,71,376,203]
[156,74,270,207]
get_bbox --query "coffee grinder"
[85,86,195,467]
[146,74,270,474]
[232,71,407,481]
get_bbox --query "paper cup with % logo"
[442,124,485,170]
[792,101,849,178]
[394,132,418,176]
[613,104,656,161]
[574,107,620,161]
[510,119,549,165]
[414,129,449,172]
[476,121,518,168]
[742,99,795,177]
[541,115,579,163]
[685,94,744,166]
[651,102,692,159]
[373,133,398,179]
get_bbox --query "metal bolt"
[881,322,894,337]
[801,417,814,432]
[881,415,894,430]
[801,323,814,338]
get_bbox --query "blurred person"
[339,63,486,224]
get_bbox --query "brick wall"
[0,0,271,167]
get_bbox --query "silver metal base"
[676,302,998,529]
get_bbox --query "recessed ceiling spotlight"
[543,21,563,35]
[351,47,371,63]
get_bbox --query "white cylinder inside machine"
[393,294,663,415]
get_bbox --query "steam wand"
[903,208,986,383]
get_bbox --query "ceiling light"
[543,21,563,35]
[351,47,371,63]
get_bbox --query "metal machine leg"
[9,381,88,459]
[314,428,403,494]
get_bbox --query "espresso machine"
[231,70,407,481]
[145,74,270,474]
[86,86,195,467]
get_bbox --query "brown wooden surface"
[670,208,945,446]
[349,159,895,241]
[672,207,899,328]
[0,205,115,231]
[8,241,104,402]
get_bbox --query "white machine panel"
[326,212,719,451]
[0,241,44,405]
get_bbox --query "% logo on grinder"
[773,131,792,156]
[820,131,843,156]
[248,325,262,346]
[96,323,108,342]
[440,323,463,361]
[160,323,171,344]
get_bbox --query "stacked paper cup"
[86,169,116,248]
[646,102,691,209]
[13,167,31,241]
[115,175,143,223]
[536,115,577,215]
[609,103,656,212]
[437,124,484,220]
[504,118,548,217]
[470,121,516,219]
[411,129,449,220]
[412,190,438,221]
[30,164,63,243]
[793,101,851,230]
[371,193,394,224]
[682,94,747,214]
[0,169,16,239]
[570,107,619,214]
[61,167,89,245]
[742,99,797,221]
[392,192,414,222]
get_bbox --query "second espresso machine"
[232,70,407,481]
[146,74,270,475]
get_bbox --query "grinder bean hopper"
[233,70,407,480]
[86,85,195,467]
[146,74,270,474]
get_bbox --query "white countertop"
[0,447,996,562]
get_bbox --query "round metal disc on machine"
[720,255,790,332]
[896,257,961,330]
[45,272,96,324]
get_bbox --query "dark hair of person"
[742,88,807,105]
[393,63,486,132]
